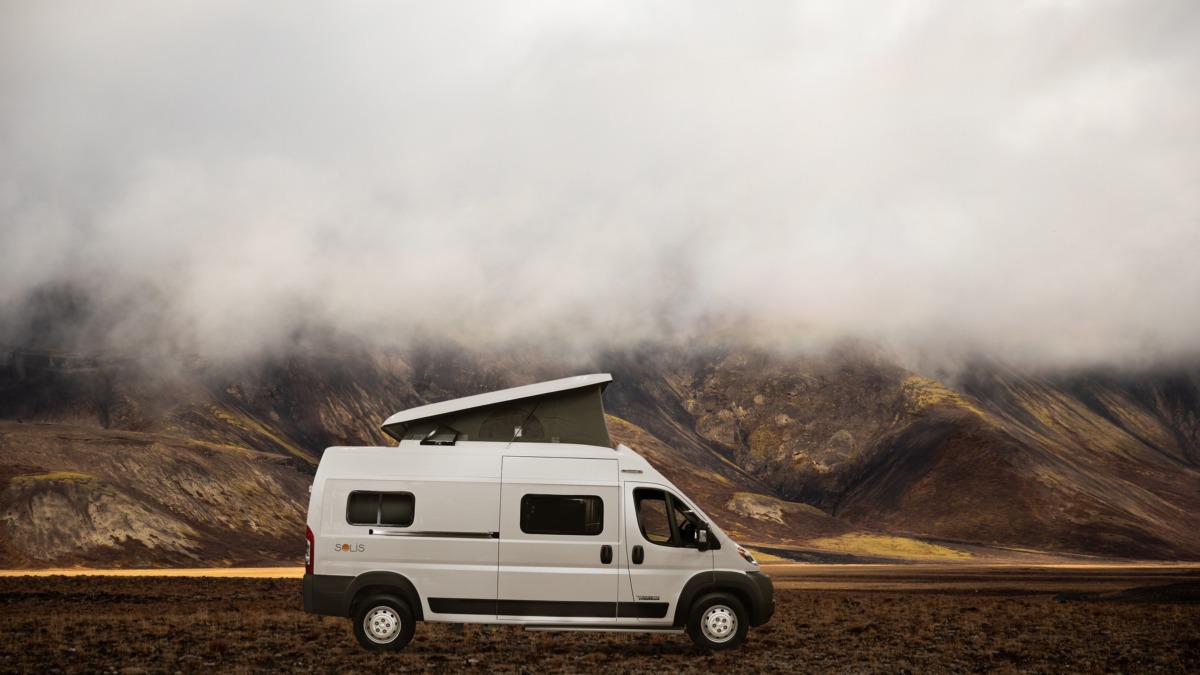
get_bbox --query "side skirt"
[428,598,669,619]
[525,625,685,634]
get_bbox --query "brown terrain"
[2,333,1200,568]
[1,565,1197,673]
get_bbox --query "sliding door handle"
[600,545,613,564]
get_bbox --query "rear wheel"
[353,595,415,651]
[686,592,748,650]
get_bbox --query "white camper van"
[302,374,774,651]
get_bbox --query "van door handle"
[600,545,613,565]
[632,545,644,565]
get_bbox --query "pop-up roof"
[381,373,613,448]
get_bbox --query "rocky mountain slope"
[2,337,1198,567]
[606,346,1200,560]
[0,420,309,567]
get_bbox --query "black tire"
[353,594,415,651]
[686,592,749,650]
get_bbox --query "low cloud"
[2,1,1198,367]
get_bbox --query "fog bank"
[3,1,1198,367]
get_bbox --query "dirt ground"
[1,565,1198,674]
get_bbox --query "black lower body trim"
[304,573,354,616]
[428,598,496,615]
[618,602,669,619]
[428,598,668,619]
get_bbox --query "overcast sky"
[2,1,1198,366]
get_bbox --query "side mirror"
[697,528,710,552]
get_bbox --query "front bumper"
[747,570,775,627]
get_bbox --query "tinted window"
[379,493,415,526]
[520,494,603,536]
[671,495,703,546]
[637,492,673,544]
[635,488,702,547]
[347,491,414,527]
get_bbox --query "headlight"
[736,545,758,565]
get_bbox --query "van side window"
[634,488,702,548]
[520,494,603,536]
[346,491,415,527]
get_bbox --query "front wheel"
[353,595,415,651]
[686,593,749,650]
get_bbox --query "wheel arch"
[345,571,425,621]
[672,570,762,628]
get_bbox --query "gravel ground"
[1,573,1197,674]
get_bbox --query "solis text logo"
[334,543,364,553]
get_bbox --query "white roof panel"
[382,373,612,428]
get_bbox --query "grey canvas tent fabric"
[381,383,613,448]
